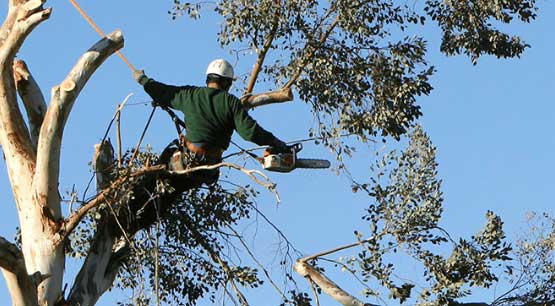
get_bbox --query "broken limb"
[241,87,294,109]
[293,260,377,306]
[293,239,379,306]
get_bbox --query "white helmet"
[206,59,235,79]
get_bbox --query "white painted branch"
[0,237,39,306]
[34,30,124,222]
[293,260,377,306]
[13,59,46,149]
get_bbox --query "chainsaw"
[260,143,331,173]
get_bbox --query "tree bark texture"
[0,0,124,303]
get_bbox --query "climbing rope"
[68,0,136,72]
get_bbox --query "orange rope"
[68,0,136,72]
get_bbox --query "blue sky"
[0,1,554,305]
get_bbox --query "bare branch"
[181,214,250,306]
[63,161,278,241]
[0,237,39,306]
[300,239,373,262]
[241,88,294,109]
[294,260,377,306]
[13,59,47,150]
[34,30,124,222]
[227,226,288,301]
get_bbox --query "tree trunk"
[0,0,124,303]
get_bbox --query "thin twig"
[300,238,374,262]
[306,278,320,306]
[227,226,289,301]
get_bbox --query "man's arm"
[231,98,286,148]
[133,70,184,108]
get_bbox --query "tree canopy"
[0,0,553,306]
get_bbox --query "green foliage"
[170,0,537,145]
[64,0,546,304]
[498,212,555,305]
[345,127,513,305]
[424,0,536,63]
[115,184,260,306]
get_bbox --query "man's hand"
[265,139,289,155]
[132,69,146,84]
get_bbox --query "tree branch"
[62,161,278,242]
[283,15,340,89]
[241,88,293,109]
[13,59,46,150]
[34,30,124,223]
[67,142,127,306]
[293,260,377,306]
[0,236,39,306]
[0,1,50,183]
[181,214,250,306]
[243,1,281,96]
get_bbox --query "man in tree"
[133,59,288,185]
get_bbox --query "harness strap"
[181,135,223,159]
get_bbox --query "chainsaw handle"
[291,143,303,153]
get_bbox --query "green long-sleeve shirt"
[140,77,281,150]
